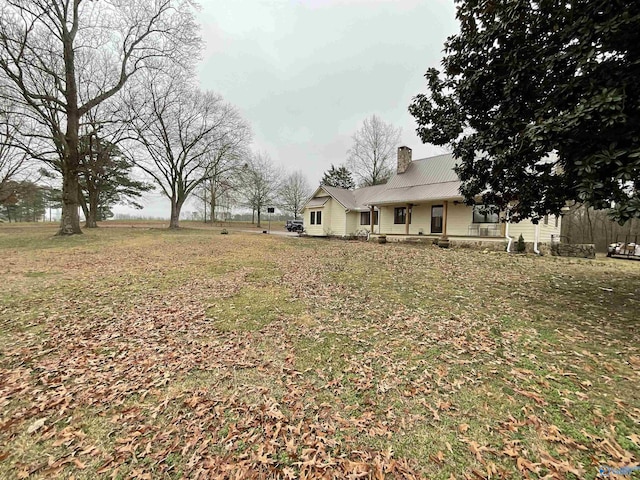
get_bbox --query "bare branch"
[347,115,402,187]
[127,74,251,228]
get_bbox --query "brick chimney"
[397,146,412,174]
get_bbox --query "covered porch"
[364,199,507,239]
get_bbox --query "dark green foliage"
[321,164,355,190]
[0,181,46,222]
[516,234,526,253]
[78,136,154,222]
[409,0,640,224]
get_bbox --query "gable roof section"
[306,196,330,208]
[321,185,358,210]
[301,185,357,211]
[302,184,390,212]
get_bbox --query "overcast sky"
[114,0,459,218]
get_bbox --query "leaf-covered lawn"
[1,224,638,479]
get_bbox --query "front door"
[431,205,443,234]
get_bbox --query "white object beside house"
[302,147,561,248]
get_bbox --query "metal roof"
[370,181,462,205]
[366,153,462,205]
[385,153,460,188]
[303,153,466,211]
[320,185,358,210]
[352,184,388,211]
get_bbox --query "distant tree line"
[0,181,60,223]
[562,205,640,252]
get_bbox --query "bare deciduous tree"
[347,115,401,187]
[194,166,243,223]
[0,98,29,203]
[129,75,250,229]
[562,203,640,251]
[241,152,282,227]
[279,171,311,219]
[0,0,200,235]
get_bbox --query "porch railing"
[468,224,501,237]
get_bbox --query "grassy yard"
[0,224,638,479]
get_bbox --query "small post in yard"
[267,207,275,234]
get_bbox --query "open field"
[1,224,639,479]
[18,220,288,231]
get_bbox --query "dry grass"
[0,223,638,479]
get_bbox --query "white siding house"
[301,147,561,251]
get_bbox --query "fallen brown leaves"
[1,226,639,478]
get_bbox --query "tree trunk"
[210,184,216,223]
[85,189,98,228]
[257,208,261,228]
[57,32,82,236]
[78,190,90,227]
[58,160,83,235]
[169,197,182,229]
[203,188,207,223]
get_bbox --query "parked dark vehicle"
[285,219,304,232]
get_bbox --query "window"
[394,207,411,224]
[394,208,405,224]
[360,211,379,225]
[431,205,443,234]
[555,216,559,228]
[472,205,499,223]
[544,215,549,225]
[310,211,321,225]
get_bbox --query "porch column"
[405,203,410,235]
[443,200,448,236]
[370,205,375,233]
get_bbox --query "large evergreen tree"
[78,136,153,227]
[320,164,355,190]
[0,180,46,222]
[409,0,640,223]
